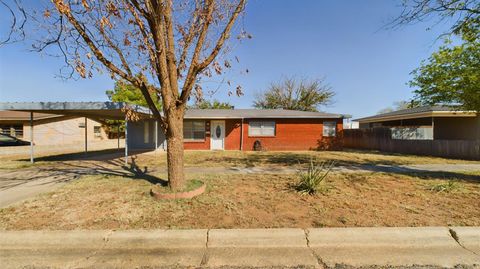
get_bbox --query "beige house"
[355,106,479,140]
[0,111,108,145]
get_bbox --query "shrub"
[429,180,463,193]
[295,159,334,195]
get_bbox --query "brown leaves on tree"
[213,61,222,75]
[121,106,142,122]
[43,9,51,19]
[100,16,113,29]
[81,0,90,11]
[123,34,131,47]
[53,0,70,14]
[194,84,204,102]
[106,2,121,18]
[74,58,87,78]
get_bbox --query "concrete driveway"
[0,168,81,207]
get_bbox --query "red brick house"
[0,102,347,152]
[127,109,347,151]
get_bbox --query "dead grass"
[1,171,479,230]
[135,150,478,168]
[1,146,476,171]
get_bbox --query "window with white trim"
[248,121,275,136]
[323,121,336,137]
[183,120,205,141]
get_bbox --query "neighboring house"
[0,111,108,145]
[355,106,479,140]
[128,109,347,151]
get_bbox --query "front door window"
[215,125,221,138]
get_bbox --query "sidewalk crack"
[304,228,329,269]
[449,228,479,256]
[200,229,210,266]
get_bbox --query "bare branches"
[2,0,247,127]
[0,0,26,46]
[52,1,132,84]
[389,0,480,36]
[197,0,246,71]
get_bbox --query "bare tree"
[253,77,334,112]
[390,0,479,36]
[1,0,247,191]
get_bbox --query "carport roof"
[354,105,478,123]
[0,102,349,120]
[0,102,152,120]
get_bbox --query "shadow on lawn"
[217,150,408,168]
[2,149,479,192]
[17,148,133,162]
[208,152,480,182]
[1,150,167,190]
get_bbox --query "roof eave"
[184,115,345,119]
[355,111,477,123]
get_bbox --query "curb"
[1,227,479,268]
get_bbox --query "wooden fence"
[343,128,480,160]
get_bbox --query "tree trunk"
[166,110,186,191]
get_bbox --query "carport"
[0,102,157,165]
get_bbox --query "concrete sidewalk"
[1,227,479,268]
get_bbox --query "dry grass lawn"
[1,148,478,171]
[136,150,479,168]
[1,171,479,230]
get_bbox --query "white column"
[125,115,128,166]
[30,112,34,163]
[84,117,88,154]
[155,120,158,150]
[117,122,120,149]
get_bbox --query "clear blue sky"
[0,0,450,118]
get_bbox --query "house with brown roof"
[128,109,348,151]
[355,106,479,140]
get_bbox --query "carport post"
[117,122,120,149]
[155,120,158,150]
[125,116,128,166]
[30,112,34,163]
[84,117,88,154]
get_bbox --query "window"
[391,127,433,140]
[184,120,205,141]
[323,121,336,137]
[0,125,23,138]
[248,121,275,136]
[94,126,102,137]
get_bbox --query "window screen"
[248,121,275,136]
[184,120,205,141]
[323,121,336,137]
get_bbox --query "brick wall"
[241,118,343,151]
[183,118,343,151]
[184,119,243,150]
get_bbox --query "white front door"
[210,120,225,150]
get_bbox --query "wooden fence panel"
[343,128,480,160]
